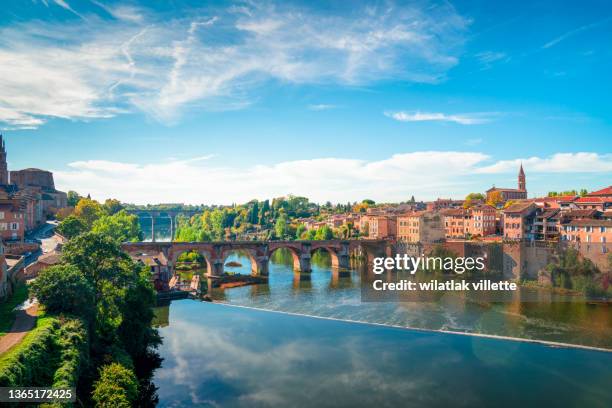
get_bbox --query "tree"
[275,214,288,239]
[92,210,143,243]
[74,198,104,228]
[30,264,95,318]
[57,215,88,239]
[67,190,82,207]
[362,199,375,205]
[486,191,504,208]
[580,188,588,197]
[103,199,124,215]
[92,363,138,408]
[295,224,306,240]
[314,225,333,240]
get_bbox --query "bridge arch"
[310,246,341,269]
[169,247,213,277]
[221,248,264,276]
[268,245,303,272]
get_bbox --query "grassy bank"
[0,314,88,399]
[0,284,28,337]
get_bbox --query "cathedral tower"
[518,163,526,191]
[0,135,8,185]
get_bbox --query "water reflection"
[211,250,612,349]
[154,300,612,408]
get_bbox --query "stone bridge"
[122,240,393,278]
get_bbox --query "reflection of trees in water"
[270,248,294,266]
[311,249,331,268]
[269,248,332,268]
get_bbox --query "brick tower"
[0,135,8,185]
[518,163,526,191]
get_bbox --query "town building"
[502,202,538,240]
[397,211,444,243]
[466,204,497,237]
[0,198,25,241]
[0,134,68,240]
[559,208,612,244]
[442,208,468,239]
[486,164,528,203]
[426,198,464,212]
[533,208,561,241]
[364,214,396,239]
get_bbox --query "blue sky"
[1,0,611,204]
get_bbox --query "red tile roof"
[575,197,606,203]
[587,186,612,197]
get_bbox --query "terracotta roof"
[539,209,560,219]
[566,219,612,227]
[575,197,608,203]
[486,187,525,193]
[586,186,612,197]
[36,252,61,265]
[441,208,466,216]
[563,209,601,219]
[471,204,496,211]
[503,202,536,214]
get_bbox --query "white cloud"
[476,153,612,174]
[52,151,612,205]
[0,1,469,128]
[385,111,494,125]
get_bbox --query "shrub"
[92,363,138,408]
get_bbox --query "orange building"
[466,204,497,237]
[502,202,538,240]
[442,208,468,239]
[366,215,396,239]
[561,219,611,244]
[0,199,25,241]
[486,164,527,203]
[397,211,444,243]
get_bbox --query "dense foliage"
[57,197,142,242]
[29,231,160,406]
[174,195,368,242]
[92,363,138,408]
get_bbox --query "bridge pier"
[295,251,312,273]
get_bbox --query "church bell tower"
[518,163,526,191]
[0,135,8,185]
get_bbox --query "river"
[152,249,612,407]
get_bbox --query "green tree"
[57,215,88,239]
[103,199,124,215]
[295,224,306,240]
[67,190,82,207]
[92,210,143,243]
[274,214,288,239]
[92,363,138,408]
[314,225,333,240]
[30,264,95,318]
[74,198,104,228]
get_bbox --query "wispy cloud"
[53,151,612,204]
[0,1,469,129]
[474,51,508,69]
[308,104,338,111]
[542,18,612,49]
[385,111,495,125]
